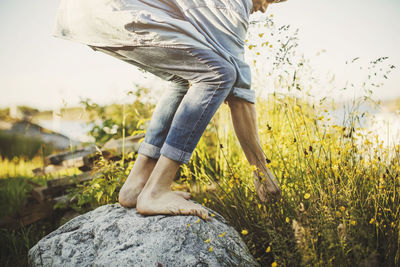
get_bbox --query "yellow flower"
[271,261,277,267]
[339,206,346,212]
[259,33,264,38]
[208,246,213,252]
[304,193,311,200]
[187,223,190,228]
[241,229,248,235]
[248,44,255,50]
[369,218,375,224]
[269,44,273,48]
[350,220,356,226]
[265,246,271,253]
[205,239,211,243]
[285,217,290,223]
[336,211,342,217]
[218,232,226,238]
[211,213,215,217]
[195,218,200,223]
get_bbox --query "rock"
[28,203,259,267]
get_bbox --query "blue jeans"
[90,45,236,164]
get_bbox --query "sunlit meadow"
[1,15,399,267]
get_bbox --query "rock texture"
[29,203,259,267]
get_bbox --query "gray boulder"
[28,203,259,267]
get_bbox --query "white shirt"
[52,0,255,103]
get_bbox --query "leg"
[90,46,193,207]
[93,46,235,220]
[227,97,281,202]
[119,78,191,207]
[134,48,237,220]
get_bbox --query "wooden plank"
[45,144,97,165]
[47,171,101,187]
[0,201,53,229]
[101,133,144,155]
[61,156,85,168]
[31,186,46,202]
[32,133,144,175]
[32,164,70,176]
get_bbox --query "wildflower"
[211,213,215,217]
[241,229,248,235]
[205,239,211,243]
[265,246,271,253]
[271,261,277,267]
[208,246,213,252]
[336,211,342,217]
[187,223,190,228]
[248,44,255,50]
[369,218,375,224]
[259,33,264,38]
[195,218,200,223]
[286,217,290,223]
[218,232,226,238]
[350,220,356,226]
[339,206,346,212]
[304,193,310,200]
[269,44,273,48]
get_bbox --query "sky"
[0,0,399,111]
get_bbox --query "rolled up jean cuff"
[227,86,255,104]
[138,141,161,159]
[160,143,192,164]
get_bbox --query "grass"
[54,92,399,266]
[0,155,82,267]
[1,92,399,266]
[178,94,400,266]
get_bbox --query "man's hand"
[251,0,287,14]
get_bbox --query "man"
[53,0,285,220]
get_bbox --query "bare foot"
[136,189,210,221]
[119,157,193,208]
[253,167,281,203]
[119,154,157,208]
[119,178,147,208]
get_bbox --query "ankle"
[140,184,170,198]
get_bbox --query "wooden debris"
[32,133,144,175]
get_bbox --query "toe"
[174,191,191,200]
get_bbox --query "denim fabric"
[90,45,236,164]
[53,0,255,103]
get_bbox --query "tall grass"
[180,93,400,266]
